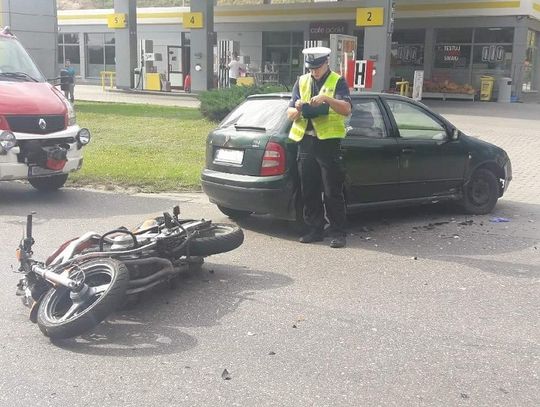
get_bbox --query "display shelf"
[422,92,475,101]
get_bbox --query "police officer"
[287,47,352,248]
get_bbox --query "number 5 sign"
[107,13,127,29]
[356,7,384,27]
[183,12,204,29]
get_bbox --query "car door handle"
[401,147,415,154]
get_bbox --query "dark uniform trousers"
[297,134,346,237]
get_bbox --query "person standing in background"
[227,52,244,86]
[62,59,76,103]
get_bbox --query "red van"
[0,27,90,191]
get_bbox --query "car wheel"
[28,174,68,192]
[217,205,252,220]
[461,168,499,215]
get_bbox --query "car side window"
[346,99,387,139]
[386,100,447,140]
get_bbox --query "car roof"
[247,92,415,103]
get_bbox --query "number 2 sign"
[356,7,384,27]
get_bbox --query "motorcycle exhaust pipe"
[122,257,177,288]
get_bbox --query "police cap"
[302,47,331,69]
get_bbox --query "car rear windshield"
[218,98,289,132]
[0,37,45,82]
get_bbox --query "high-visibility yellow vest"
[289,72,346,142]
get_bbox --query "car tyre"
[461,168,499,215]
[217,205,252,220]
[28,174,68,192]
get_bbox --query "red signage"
[354,60,374,89]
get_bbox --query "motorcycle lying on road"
[14,206,244,340]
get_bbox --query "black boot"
[299,230,324,244]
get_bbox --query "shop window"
[523,30,538,91]
[472,44,512,70]
[390,29,425,82]
[262,31,303,86]
[393,29,425,44]
[85,33,116,78]
[475,28,514,44]
[436,28,473,44]
[434,45,471,69]
[57,33,80,75]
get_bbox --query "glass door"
[168,45,183,89]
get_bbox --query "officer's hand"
[288,107,301,121]
[294,100,304,111]
[310,95,327,106]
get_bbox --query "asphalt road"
[0,103,538,406]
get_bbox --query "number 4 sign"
[183,12,204,29]
[354,60,374,89]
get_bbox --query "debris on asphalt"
[269,351,276,356]
[411,256,418,260]
[460,393,469,399]
[222,369,232,380]
[292,324,297,329]
[413,221,450,231]
[458,220,474,226]
[490,217,510,223]
[247,331,256,336]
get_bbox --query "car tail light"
[260,141,286,176]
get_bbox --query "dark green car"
[201,93,512,221]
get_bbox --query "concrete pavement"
[74,84,200,108]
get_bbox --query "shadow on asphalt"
[235,200,539,279]
[52,264,293,356]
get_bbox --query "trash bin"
[480,76,495,101]
[497,77,512,103]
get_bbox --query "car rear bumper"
[201,169,297,220]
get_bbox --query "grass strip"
[69,101,215,192]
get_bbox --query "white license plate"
[214,148,244,164]
[28,166,62,177]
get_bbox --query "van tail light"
[260,141,286,176]
[45,159,67,171]
[0,116,9,131]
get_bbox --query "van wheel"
[217,205,252,220]
[460,168,499,215]
[29,174,69,192]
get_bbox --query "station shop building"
[58,0,540,100]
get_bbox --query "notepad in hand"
[301,103,330,119]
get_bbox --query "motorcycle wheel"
[186,224,244,257]
[37,258,128,340]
